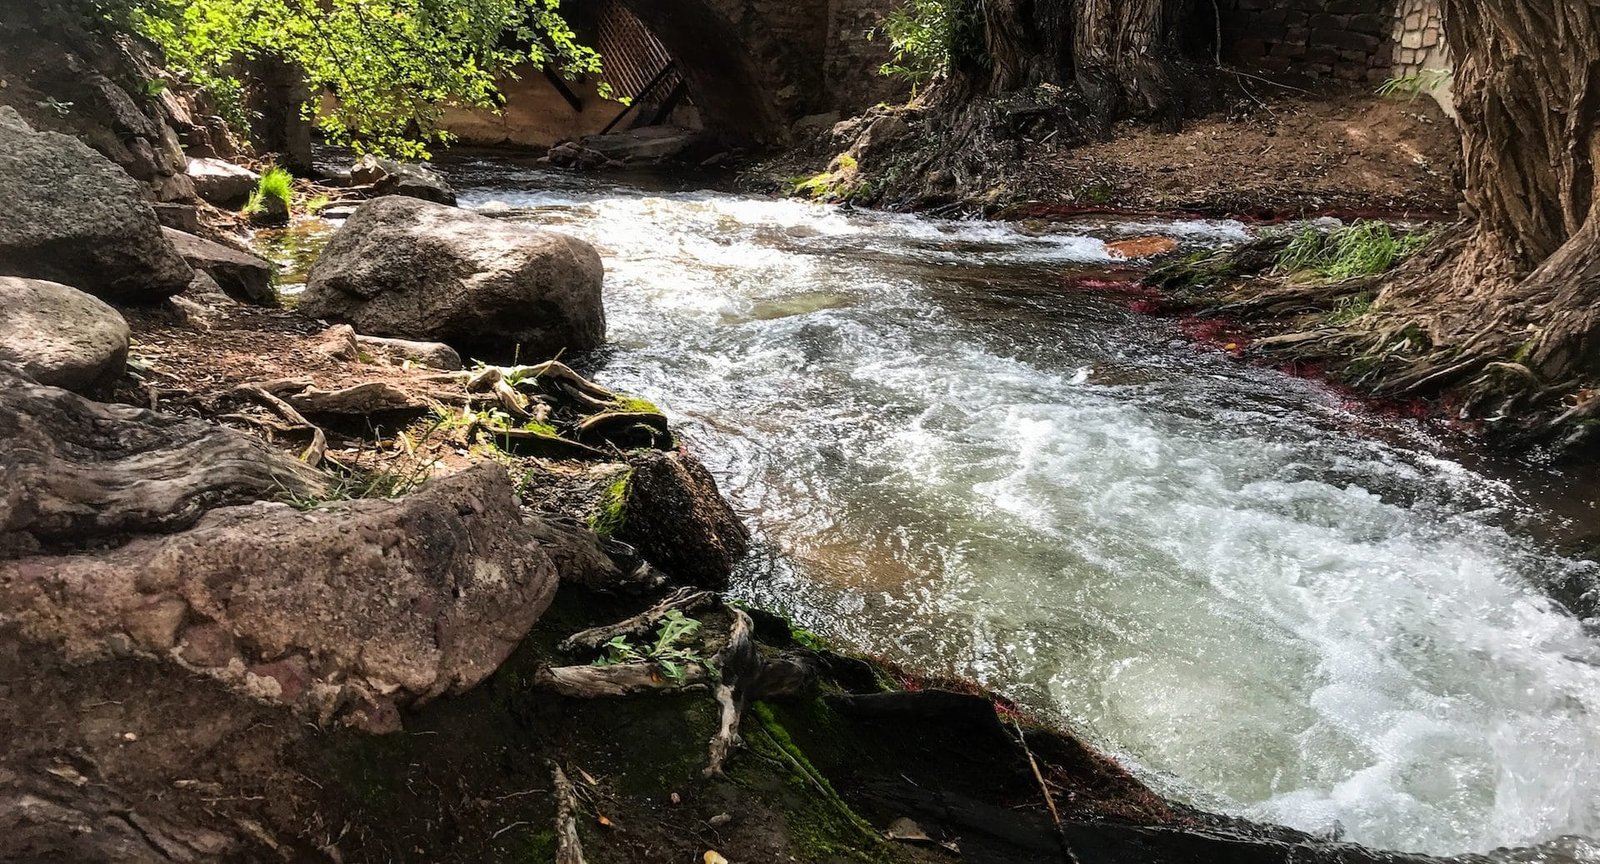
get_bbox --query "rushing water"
[436,161,1600,857]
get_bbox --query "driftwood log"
[0,364,324,557]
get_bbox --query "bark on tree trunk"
[1073,0,1190,128]
[965,0,1194,127]
[1375,0,1600,396]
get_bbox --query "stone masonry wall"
[1220,0,1397,82]
[824,0,909,116]
[1389,0,1449,76]
[1388,0,1454,115]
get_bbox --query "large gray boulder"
[161,226,276,304]
[0,106,193,302]
[301,197,605,361]
[0,276,129,391]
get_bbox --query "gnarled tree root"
[1,364,325,556]
[537,601,816,776]
[557,588,715,654]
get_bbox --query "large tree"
[965,0,1197,129]
[81,0,600,158]
[1371,0,1600,426]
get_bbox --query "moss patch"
[587,469,632,537]
[746,702,890,863]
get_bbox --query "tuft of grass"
[1274,221,1431,281]
[305,194,332,214]
[1327,291,1376,325]
[276,418,445,510]
[1377,69,1453,100]
[243,166,294,216]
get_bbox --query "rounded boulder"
[300,197,605,361]
[0,276,130,391]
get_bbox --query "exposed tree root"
[557,588,715,654]
[538,599,816,776]
[535,662,710,699]
[1,364,325,555]
[238,385,328,467]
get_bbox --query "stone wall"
[1388,0,1454,115]
[1389,0,1449,75]
[1219,0,1397,82]
[824,0,909,116]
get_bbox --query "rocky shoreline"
[0,37,1570,864]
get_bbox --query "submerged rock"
[0,277,129,392]
[579,125,711,165]
[300,196,605,361]
[0,106,193,301]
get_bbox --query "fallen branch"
[552,763,587,864]
[558,588,715,653]
[1014,719,1080,864]
[534,662,710,698]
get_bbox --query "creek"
[285,158,1600,858]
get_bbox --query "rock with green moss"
[616,450,751,586]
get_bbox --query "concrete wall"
[439,65,630,149]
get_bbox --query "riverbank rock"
[0,365,322,558]
[0,107,193,302]
[617,450,751,586]
[161,227,276,304]
[300,197,605,360]
[185,156,259,206]
[580,125,710,165]
[0,462,558,731]
[0,277,129,391]
[351,154,457,205]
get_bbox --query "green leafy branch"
[592,610,709,684]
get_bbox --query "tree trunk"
[1375,1,1600,393]
[1074,0,1191,128]
[963,0,1194,127]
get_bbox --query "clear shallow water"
[450,162,1600,857]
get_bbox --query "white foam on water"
[459,175,1600,857]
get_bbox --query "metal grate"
[596,0,683,103]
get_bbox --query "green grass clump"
[1275,221,1431,281]
[243,166,294,216]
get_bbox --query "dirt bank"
[757,86,1461,220]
